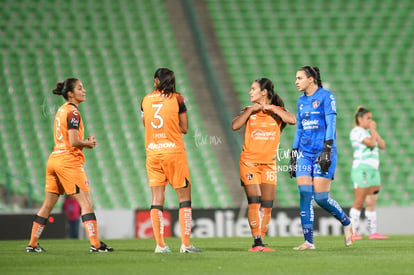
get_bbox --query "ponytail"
[52,78,78,100]
[270,93,287,132]
[312,66,323,87]
[354,105,370,126]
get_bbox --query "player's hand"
[250,103,262,113]
[288,148,298,178]
[317,140,333,174]
[369,120,377,130]
[85,134,97,148]
[261,104,274,113]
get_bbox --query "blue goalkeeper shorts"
[296,150,337,179]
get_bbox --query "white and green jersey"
[350,126,379,170]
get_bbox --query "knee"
[298,186,313,202]
[314,192,329,207]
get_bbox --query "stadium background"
[0,0,413,214]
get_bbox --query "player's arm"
[140,98,145,127]
[292,112,303,149]
[232,104,261,131]
[376,132,386,149]
[177,94,188,134]
[289,111,302,178]
[262,104,296,125]
[179,112,188,134]
[68,131,96,149]
[362,120,380,148]
[67,110,96,149]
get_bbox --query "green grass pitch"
[1,236,413,274]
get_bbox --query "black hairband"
[303,66,317,78]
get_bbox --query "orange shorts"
[146,152,191,189]
[45,152,90,195]
[240,161,277,186]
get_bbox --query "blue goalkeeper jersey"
[293,87,337,156]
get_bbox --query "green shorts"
[351,167,381,188]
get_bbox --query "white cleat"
[293,241,316,250]
[344,221,354,247]
[155,245,171,253]
[180,244,202,253]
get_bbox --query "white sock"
[349,208,361,234]
[365,211,377,235]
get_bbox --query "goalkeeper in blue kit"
[289,66,354,250]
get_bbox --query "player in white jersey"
[349,106,388,239]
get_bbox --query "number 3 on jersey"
[150,103,164,129]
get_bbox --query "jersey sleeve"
[67,108,81,130]
[324,92,337,116]
[292,102,303,148]
[176,94,187,114]
[350,127,369,144]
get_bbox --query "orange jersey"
[142,91,187,155]
[240,109,282,164]
[52,102,85,162]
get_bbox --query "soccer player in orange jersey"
[232,78,296,252]
[141,68,201,253]
[26,78,113,253]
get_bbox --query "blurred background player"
[141,68,201,253]
[26,78,113,252]
[62,195,81,239]
[289,66,353,250]
[232,78,296,252]
[349,106,388,239]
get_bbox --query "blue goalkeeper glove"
[317,140,333,174]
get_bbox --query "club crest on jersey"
[246,173,253,180]
[312,100,320,109]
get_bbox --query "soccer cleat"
[293,241,315,250]
[90,241,114,252]
[343,222,354,247]
[180,244,202,253]
[26,244,46,253]
[369,233,389,239]
[353,233,363,240]
[155,245,171,253]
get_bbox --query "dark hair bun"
[52,81,64,95]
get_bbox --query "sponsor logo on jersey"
[331,100,336,111]
[147,142,176,150]
[250,129,276,140]
[71,118,79,127]
[302,119,319,129]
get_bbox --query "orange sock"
[81,213,100,248]
[248,203,261,237]
[28,215,47,247]
[150,207,165,247]
[260,207,272,239]
[179,201,192,247]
